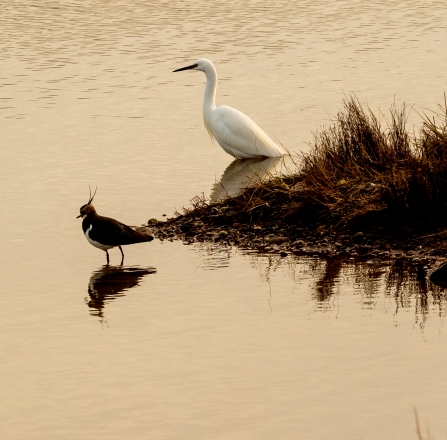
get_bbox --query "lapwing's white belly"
[85,224,114,251]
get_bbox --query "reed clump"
[299,95,447,233]
[292,95,446,231]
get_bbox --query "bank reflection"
[210,156,284,202]
[86,265,156,320]
[239,250,447,326]
[314,256,445,320]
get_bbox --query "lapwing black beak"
[173,63,198,72]
[76,214,82,218]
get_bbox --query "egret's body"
[174,58,286,160]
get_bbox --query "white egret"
[173,58,286,160]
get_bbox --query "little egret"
[173,58,286,160]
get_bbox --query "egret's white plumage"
[174,58,286,160]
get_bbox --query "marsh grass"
[298,95,447,231]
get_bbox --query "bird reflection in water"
[86,265,156,322]
[210,156,284,202]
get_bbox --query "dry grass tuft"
[298,95,447,230]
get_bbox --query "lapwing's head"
[77,186,97,219]
[77,203,96,219]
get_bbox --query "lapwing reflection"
[86,265,156,321]
[210,156,283,202]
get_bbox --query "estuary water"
[1,1,447,439]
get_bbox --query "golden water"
[1,1,447,438]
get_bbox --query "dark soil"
[144,198,447,269]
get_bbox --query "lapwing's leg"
[106,250,110,265]
[119,246,124,265]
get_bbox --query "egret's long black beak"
[173,63,198,72]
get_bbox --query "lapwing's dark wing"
[89,215,153,246]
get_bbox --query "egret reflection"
[86,265,156,320]
[211,156,284,202]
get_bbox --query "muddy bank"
[143,200,447,269]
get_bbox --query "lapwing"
[77,188,154,265]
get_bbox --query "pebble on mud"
[268,236,288,245]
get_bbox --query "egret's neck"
[203,64,217,115]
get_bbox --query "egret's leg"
[119,246,124,265]
[106,250,110,265]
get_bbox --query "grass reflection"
[240,248,447,326]
[317,256,446,320]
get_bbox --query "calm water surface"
[1,1,447,439]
